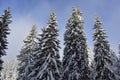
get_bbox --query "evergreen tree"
[62,8,90,80]
[92,16,116,80]
[30,12,62,80]
[0,8,12,77]
[1,60,18,80]
[114,44,120,80]
[17,25,37,80]
[28,28,44,80]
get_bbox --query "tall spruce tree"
[0,8,12,77]
[30,12,62,80]
[62,8,90,80]
[92,16,116,80]
[27,28,43,80]
[17,25,37,80]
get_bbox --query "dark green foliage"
[31,12,62,80]
[17,26,37,80]
[92,16,116,80]
[0,7,12,71]
[62,8,90,80]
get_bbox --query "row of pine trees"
[17,8,120,80]
[0,8,120,80]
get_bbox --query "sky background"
[0,0,120,60]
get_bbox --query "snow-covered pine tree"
[62,8,90,80]
[28,28,45,80]
[17,25,37,80]
[92,16,116,80]
[32,11,62,80]
[110,49,120,80]
[0,8,12,77]
[113,44,120,80]
[1,60,18,80]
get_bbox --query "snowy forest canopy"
[0,7,120,80]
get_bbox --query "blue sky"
[0,0,120,60]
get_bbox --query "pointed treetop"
[48,11,57,27]
[3,7,10,14]
[71,7,84,28]
[50,10,56,20]
[72,7,82,16]
[95,14,99,20]
[3,7,11,15]
[94,15,102,28]
[1,7,12,25]
[93,15,108,41]
[6,7,10,12]
[72,7,78,14]
[51,10,56,16]
[24,25,37,44]
[72,7,81,13]
[32,25,37,32]
[29,25,37,37]
[95,15,101,22]
[75,7,82,15]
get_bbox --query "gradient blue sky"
[0,0,120,60]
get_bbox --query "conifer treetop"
[48,11,57,27]
[74,8,83,19]
[24,25,37,49]
[94,15,102,29]
[72,7,82,17]
[67,8,84,30]
[2,7,12,25]
[93,15,107,41]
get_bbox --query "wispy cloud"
[1,0,120,60]
[4,15,37,60]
